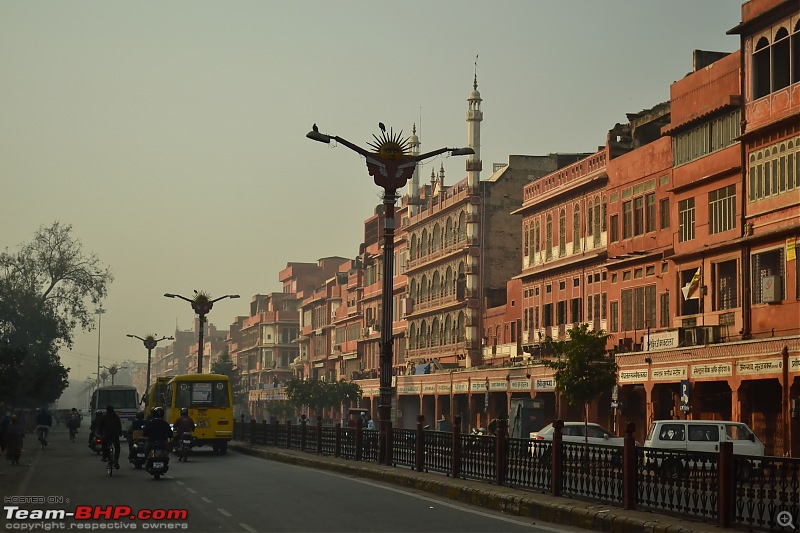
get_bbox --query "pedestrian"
[366,415,375,431]
[5,415,24,465]
[436,414,451,432]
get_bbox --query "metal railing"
[235,416,792,531]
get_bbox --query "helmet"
[136,411,145,420]
[151,407,165,419]
[180,408,189,416]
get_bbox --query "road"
[2,426,587,533]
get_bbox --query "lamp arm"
[415,147,453,161]
[331,136,372,159]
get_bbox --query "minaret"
[464,67,483,368]
[408,123,421,216]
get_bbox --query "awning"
[414,363,431,375]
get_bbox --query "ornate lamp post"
[127,334,174,390]
[100,364,128,386]
[307,124,473,464]
[164,291,240,374]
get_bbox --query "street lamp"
[95,308,106,389]
[127,334,173,391]
[101,364,129,386]
[307,123,473,464]
[164,291,240,373]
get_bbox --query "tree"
[210,348,245,407]
[543,324,618,444]
[0,222,113,406]
[285,378,362,420]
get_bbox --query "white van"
[644,420,764,480]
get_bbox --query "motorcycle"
[145,442,170,480]
[88,433,103,455]
[129,438,147,470]
[176,432,193,463]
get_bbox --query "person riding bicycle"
[98,405,122,469]
[88,410,104,448]
[36,407,53,446]
[172,408,195,451]
[143,407,173,456]
[66,408,81,440]
[127,411,147,461]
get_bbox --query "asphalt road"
[2,426,588,533]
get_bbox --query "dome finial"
[474,54,478,90]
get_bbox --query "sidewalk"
[230,440,719,533]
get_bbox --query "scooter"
[176,432,193,463]
[145,442,170,480]
[129,438,147,470]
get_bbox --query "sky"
[1,1,743,396]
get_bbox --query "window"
[660,198,670,230]
[546,214,553,260]
[622,201,632,239]
[658,424,685,442]
[752,23,796,100]
[557,301,567,325]
[610,214,619,242]
[610,301,619,332]
[748,136,799,202]
[634,287,645,330]
[570,298,582,324]
[716,260,738,310]
[634,196,644,236]
[534,219,541,257]
[559,209,566,257]
[543,303,553,327]
[621,290,632,331]
[594,198,602,246]
[709,185,736,234]
[573,204,581,253]
[645,285,656,329]
[587,294,593,321]
[688,425,719,442]
[660,292,670,327]
[673,109,741,166]
[645,193,656,233]
[752,248,784,304]
[678,198,695,242]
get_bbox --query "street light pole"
[307,124,473,464]
[164,291,240,374]
[127,334,173,391]
[95,308,105,389]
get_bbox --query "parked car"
[531,422,624,446]
[643,420,764,480]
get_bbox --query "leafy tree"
[210,348,245,407]
[0,222,113,406]
[543,324,617,444]
[285,378,362,420]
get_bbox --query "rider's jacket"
[99,413,123,438]
[143,418,174,443]
[174,416,196,436]
[36,410,53,427]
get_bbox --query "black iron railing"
[234,416,792,531]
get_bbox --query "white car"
[530,422,624,446]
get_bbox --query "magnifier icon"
[777,511,795,529]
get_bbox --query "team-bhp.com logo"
[5,505,189,529]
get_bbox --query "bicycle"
[69,427,77,443]
[107,442,115,477]
[36,426,49,450]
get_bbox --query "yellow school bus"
[142,376,172,415]
[163,374,234,454]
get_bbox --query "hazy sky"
[1,1,742,390]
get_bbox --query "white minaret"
[465,69,482,367]
[408,123,421,216]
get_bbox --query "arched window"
[445,266,453,297]
[573,203,581,253]
[559,208,566,257]
[409,323,417,350]
[546,214,553,260]
[457,211,466,242]
[445,217,454,248]
[773,27,790,91]
[421,229,429,258]
[420,274,429,301]
[431,318,441,346]
[444,315,453,345]
[410,234,417,261]
[420,320,428,348]
[432,223,441,251]
[457,312,466,342]
[753,36,771,99]
[432,270,442,300]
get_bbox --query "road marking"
[239,524,257,533]
[186,488,197,494]
[201,497,212,503]
[314,470,542,529]
[176,480,185,485]
[217,509,232,517]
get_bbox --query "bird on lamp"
[378,122,386,133]
[312,123,319,133]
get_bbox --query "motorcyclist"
[127,411,147,461]
[36,407,53,446]
[143,407,173,456]
[172,408,196,451]
[88,410,104,448]
[98,405,122,469]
